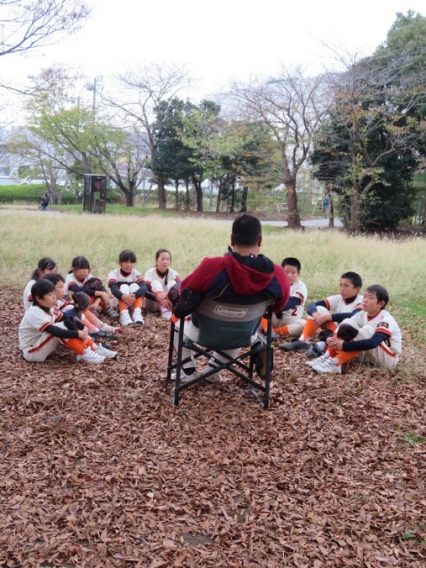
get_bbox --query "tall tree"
[311,12,426,232]
[105,63,192,209]
[231,67,328,228]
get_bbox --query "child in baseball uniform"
[279,271,363,356]
[108,249,147,327]
[144,249,181,321]
[65,256,118,320]
[42,273,118,342]
[260,257,307,338]
[309,285,402,374]
[19,279,113,364]
[23,257,57,311]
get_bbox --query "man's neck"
[232,245,260,257]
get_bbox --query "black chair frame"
[166,303,274,408]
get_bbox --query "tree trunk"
[240,186,248,212]
[126,186,135,207]
[192,176,203,212]
[185,179,190,211]
[348,189,360,232]
[285,182,301,229]
[230,178,236,213]
[174,179,179,210]
[328,199,335,228]
[215,181,222,213]
[155,173,167,209]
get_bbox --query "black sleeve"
[173,288,203,318]
[68,282,93,295]
[282,296,301,311]
[109,282,123,300]
[332,308,362,323]
[342,331,389,352]
[134,281,148,299]
[45,324,79,339]
[307,300,327,316]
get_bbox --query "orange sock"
[119,299,128,312]
[300,319,317,342]
[82,314,99,332]
[274,324,289,335]
[134,297,143,309]
[260,317,268,332]
[334,350,361,365]
[83,310,103,329]
[65,337,85,355]
[326,322,338,332]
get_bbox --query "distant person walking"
[322,192,330,218]
[39,192,51,211]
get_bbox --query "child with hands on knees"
[279,271,363,358]
[19,279,117,364]
[308,285,402,374]
[144,249,181,321]
[65,256,119,326]
[108,249,147,327]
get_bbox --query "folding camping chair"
[166,298,275,408]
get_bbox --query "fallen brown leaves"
[1,289,425,568]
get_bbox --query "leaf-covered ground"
[1,288,425,568]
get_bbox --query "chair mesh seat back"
[195,298,271,350]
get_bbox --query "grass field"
[1,211,425,567]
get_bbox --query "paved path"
[0,208,343,227]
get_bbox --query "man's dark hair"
[341,271,362,289]
[232,214,262,246]
[31,279,55,306]
[365,285,389,307]
[282,257,301,272]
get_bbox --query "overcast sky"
[1,0,425,105]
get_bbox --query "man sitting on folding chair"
[167,214,290,403]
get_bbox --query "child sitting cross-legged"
[19,279,117,364]
[307,285,402,374]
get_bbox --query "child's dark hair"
[365,285,389,307]
[31,279,55,306]
[31,257,57,280]
[341,271,362,289]
[119,249,137,263]
[281,257,301,272]
[155,248,171,261]
[42,273,65,285]
[71,256,90,271]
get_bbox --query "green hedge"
[0,184,78,204]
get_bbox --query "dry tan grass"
[1,211,425,313]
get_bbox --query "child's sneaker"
[279,339,309,352]
[305,343,323,359]
[161,310,172,321]
[305,352,329,367]
[101,323,122,334]
[95,345,118,359]
[76,347,105,364]
[119,310,133,327]
[132,308,144,325]
[171,370,200,383]
[311,358,342,374]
